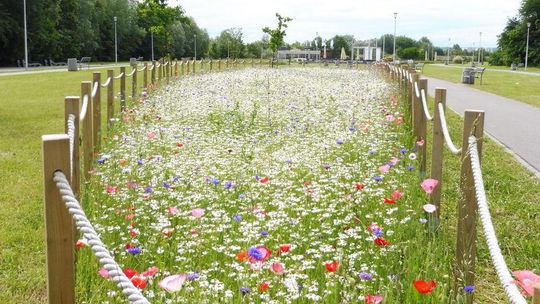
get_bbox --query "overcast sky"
[172,0,522,48]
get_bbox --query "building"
[277,50,321,61]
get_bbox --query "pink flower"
[168,207,179,216]
[386,114,395,121]
[392,190,403,200]
[147,132,156,140]
[142,266,159,278]
[158,274,187,293]
[106,186,118,194]
[416,139,425,147]
[389,157,400,166]
[191,208,205,218]
[513,270,540,296]
[420,178,439,195]
[378,164,390,174]
[250,261,264,271]
[98,268,110,279]
[365,295,384,304]
[423,203,437,213]
[271,262,285,275]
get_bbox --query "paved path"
[432,64,540,77]
[0,64,128,77]
[425,77,540,177]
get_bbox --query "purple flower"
[336,139,344,145]
[144,187,153,193]
[400,148,408,154]
[238,194,246,200]
[127,247,142,255]
[137,159,143,166]
[173,176,181,182]
[260,231,269,237]
[322,164,331,170]
[464,285,475,294]
[248,247,264,261]
[359,272,373,281]
[97,159,105,165]
[407,165,415,171]
[372,228,384,238]
[211,178,219,186]
[224,181,233,190]
[163,182,170,189]
[373,176,382,182]
[187,273,199,281]
[240,287,250,295]
[233,215,242,222]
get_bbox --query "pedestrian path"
[432,64,540,77]
[0,63,127,77]
[425,77,540,177]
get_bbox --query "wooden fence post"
[166,61,170,84]
[131,66,137,100]
[158,61,162,82]
[151,61,156,85]
[455,110,485,304]
[92,72,101,151]
[107,70,114,129]
[42,134,75,304]
[533,284,540,304]
[120,67,126,112]
[218,59,222,70]
[81,81,93,180]
[64,97,80,200]
[430,88,446,220]
[418,78,428,177]
[143,62,148,89]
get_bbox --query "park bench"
[50,59,67,66]
[414,62,425,73]
[474,67,485,84]
[21,60,42,67]
[77,57,91,70]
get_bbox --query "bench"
[50,59,67,66]
[474,67,485,84]
[414,62,425,73]
[78,57,91,70]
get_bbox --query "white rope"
[420,89,433,121]
[91,81,99,98]
[126,69,136,77]
[137,66,146,72]
[148,65,154,71]
[67,114,76,176]
[53,171,150,304]
[155,62,161,68]
[80,94,89,121]
[437,103,462,155]
[468,137,527,304]
[414,81,420,98]
[101,77,112,88]
[114,72,124,80]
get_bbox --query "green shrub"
[452,55,464,64]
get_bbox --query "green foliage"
[452,55,464,64]
[262,13,292,58]
[496,0,539,66]
[398,46,422,60]
[208,28,245,59]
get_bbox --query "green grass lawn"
[0,65,538,303]
[422,64,540,108]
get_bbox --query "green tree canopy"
[262,13,292,63]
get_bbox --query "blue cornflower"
[359,272,373,281]
[260,231,269,237]
[224,181,233,190]
[137,159,143,166]
[144,187,152,193]
[127,247,142,255]
[407,165,415,171]
[238,194,246,200]
[336,139,344,145]
[233,215,242,222]
[187,273,199,281]
[211,178,219,186]
[247,247,263,261]
[372,228,384,238]
[400,148,408,154]
[163,182,170,189]
[464,285,475,294]
[240,287,250,295]
[373,176,382,182]
[97,159,106,165]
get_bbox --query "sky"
[172,0,522,48]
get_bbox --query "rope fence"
[379,62,540,304]
[41,57,268,304]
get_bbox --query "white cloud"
[172,0,521,47]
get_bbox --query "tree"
[332,35,352,59]
[495,0,539,66]
[208,28,245,59]
[262,13,292,67]
[398,47,422,60]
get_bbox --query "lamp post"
[478,32,482,65]
[23,0,28,69]
[472,42,475,65]
[393,12,397,62]
[525,22,531,71]
[114,16,118,63]
[194,34,197,60]
[151,31,154,61]
[446,38,451,65]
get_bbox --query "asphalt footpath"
[425,77,540,178]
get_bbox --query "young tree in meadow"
[262,13,292,67]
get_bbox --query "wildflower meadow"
[76,67,456,303]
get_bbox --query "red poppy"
[355,183,365,191]
[384,197,396,204]
[303,181,311,186]
[325,261,339,273]
[374,238,389,247]
[75,240,86,249]
[123,268,138,279]
[129,230,138,238]
[236,251,248,262]
[131,276,147,289]
[279,244,292,253]
[259,282,269,293]
[177,143,183,148]
[125,243,134,250]
[260,177,269,184]
[413,280,437,294]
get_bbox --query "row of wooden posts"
[379,63,540,304]
[41,57,275,303]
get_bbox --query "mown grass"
[0,65,538,303]
[422,64,540,108]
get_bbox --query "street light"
[194,34,197,60]
[446,38,451,65]
[525,22,531,71]
[393,12,397,62]
[23,0,28,69]
[478,32,482,65]
[114,16,118,63]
